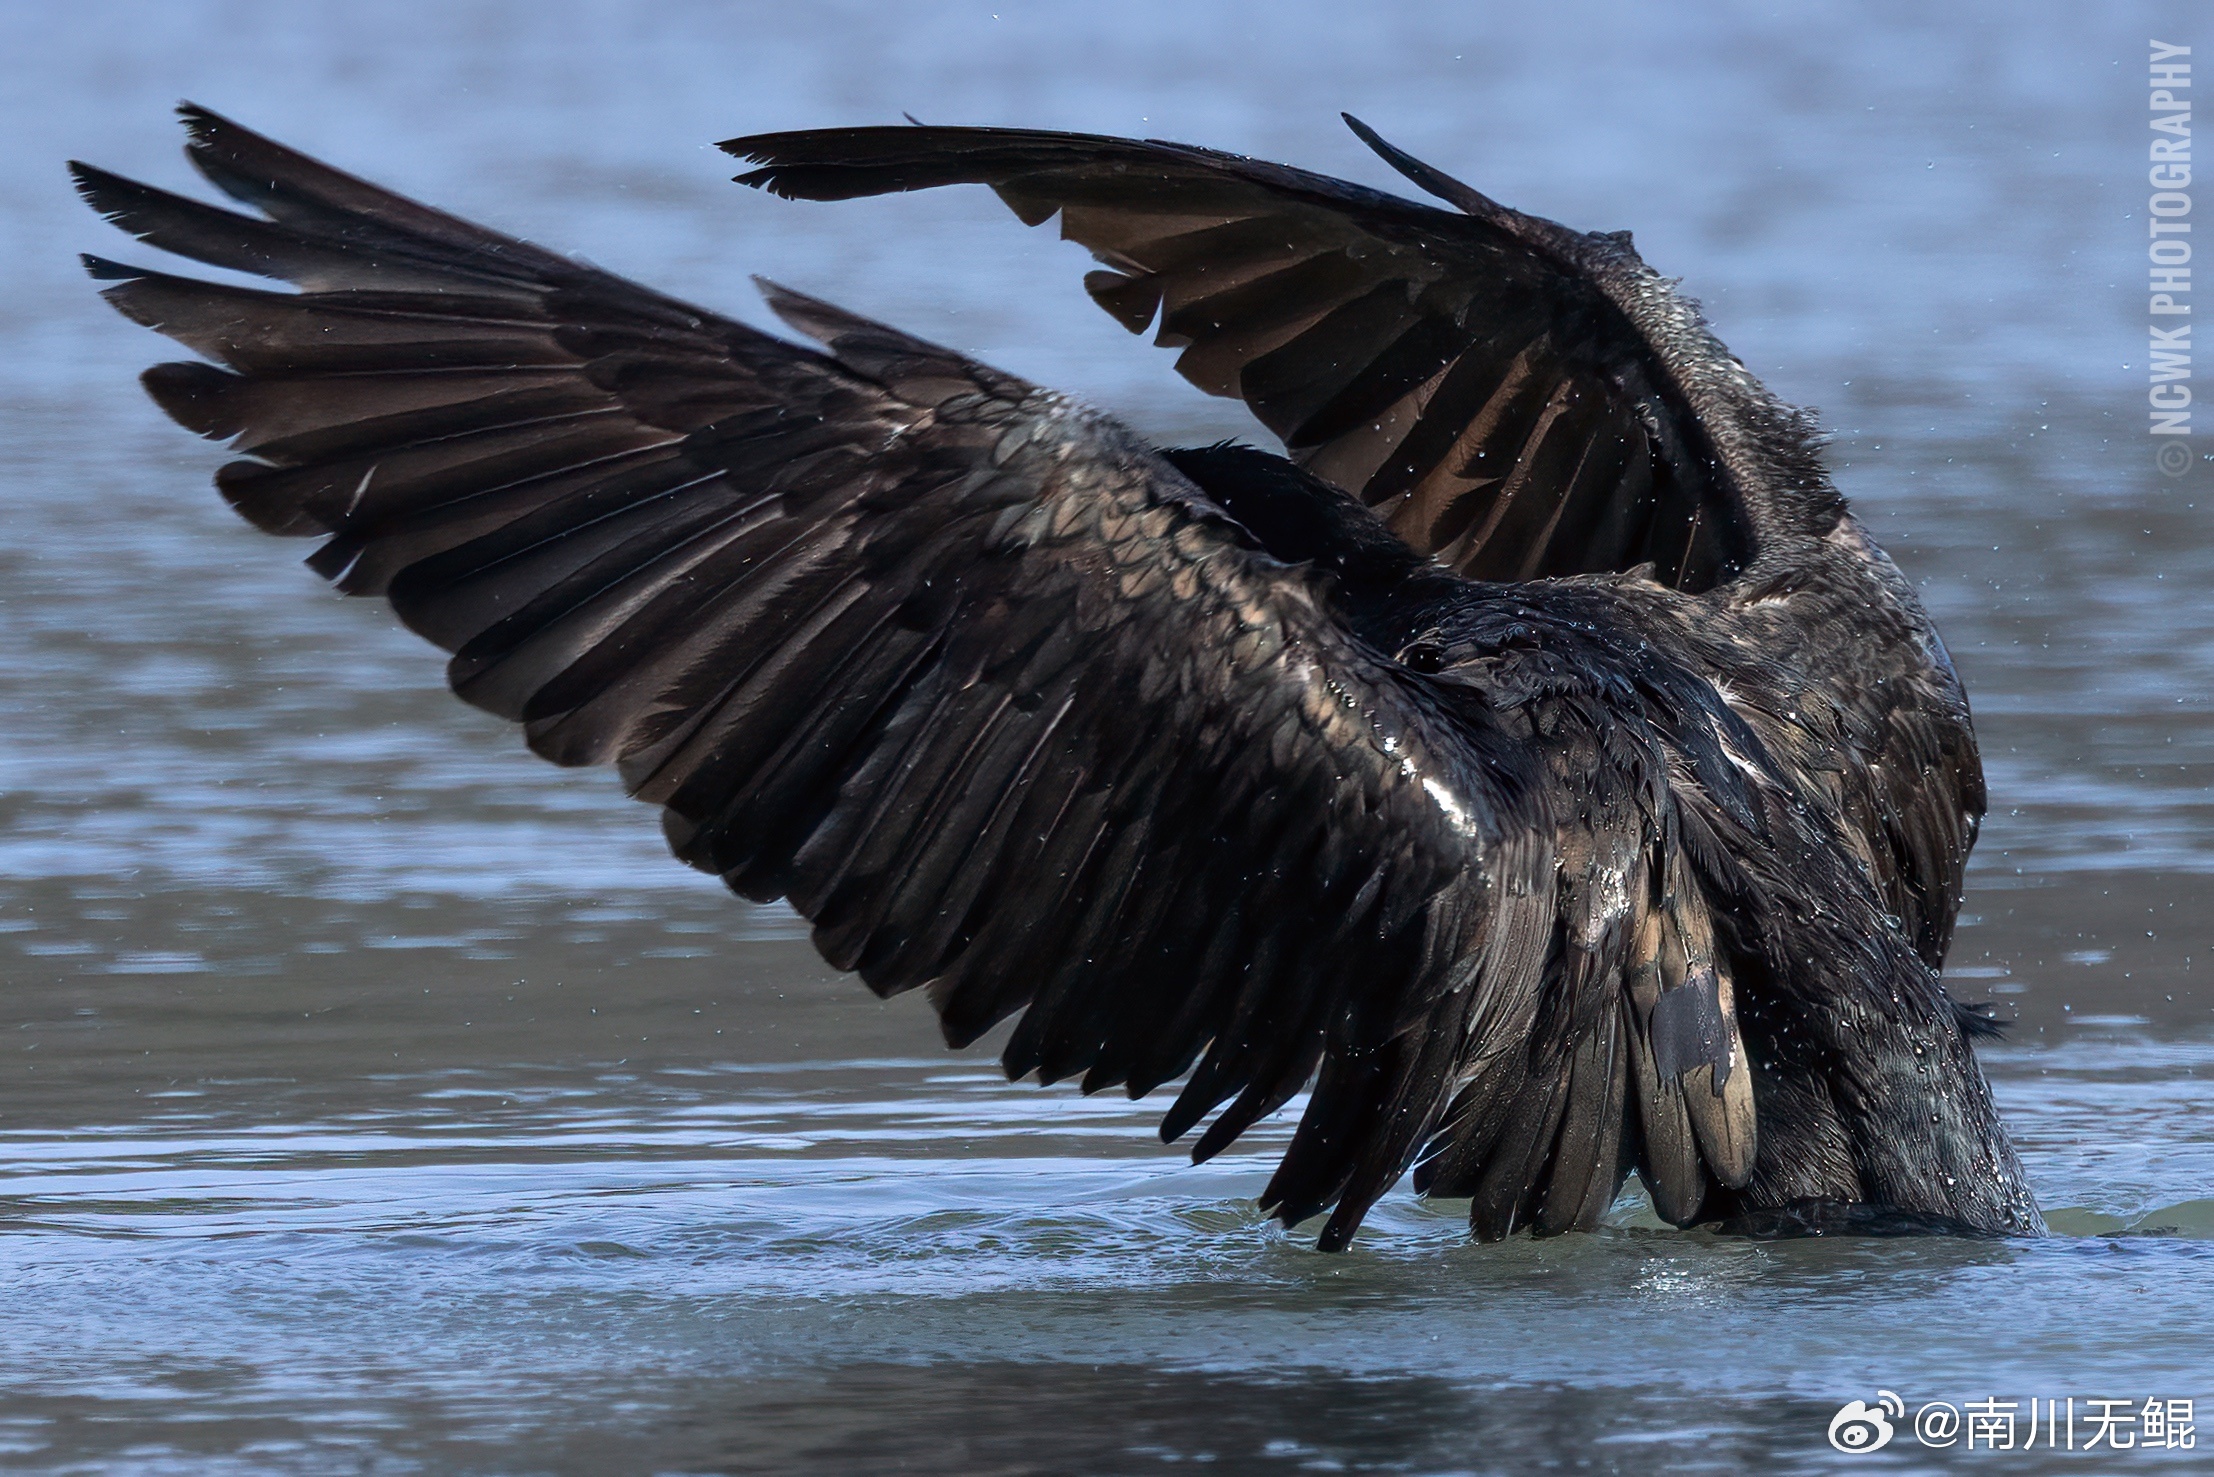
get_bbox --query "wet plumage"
[72,107,2042,1246]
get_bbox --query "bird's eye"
[1399,642,1448,674]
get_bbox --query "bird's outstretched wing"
[724,120,1845,592]
[76,107,1633,1248]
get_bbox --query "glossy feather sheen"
[77,106,2041,1248]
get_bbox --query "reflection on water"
[4,1,2211,1471]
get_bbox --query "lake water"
[3,3,2211,1472]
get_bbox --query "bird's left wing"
[722,121,1845,593]
[76,107,1570,1247]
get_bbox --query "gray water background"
[2,2,2211,1472]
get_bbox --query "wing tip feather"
[140,360,244,440]
[67,160,147,225]
[1338,114,1512,224]
[80,251,145,283]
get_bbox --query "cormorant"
[71,107,2043,1247]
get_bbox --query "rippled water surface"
[4,3,2212,1472]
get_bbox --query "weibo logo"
[1828,1392,1906,1453]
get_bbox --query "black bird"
[72,107,2043,1248]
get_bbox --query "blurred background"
[2,4,2209,1474]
